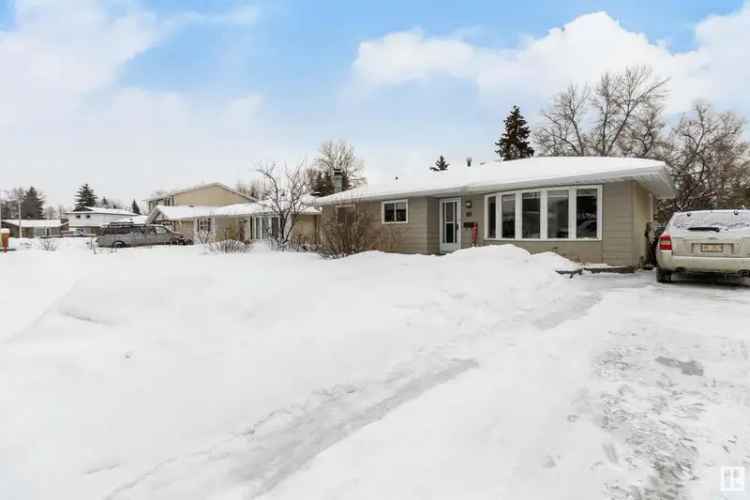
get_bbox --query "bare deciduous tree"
[536,66,669,157]
[235,179,268,200]
[657,102,750,219]
[320,202,396,257]
[256,161,309,249]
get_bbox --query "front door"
[440,198,461,253]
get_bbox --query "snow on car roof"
[315,156,675,205]
[1,219,67,228]
[670,209,750,231]
[66,207,137,216]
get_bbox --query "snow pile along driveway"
[0,244,583,499]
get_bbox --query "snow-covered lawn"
[1,241,748,499]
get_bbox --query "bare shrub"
[38,237,59,252]
[289,233,317,252]
[319,203,398,257]
[207,239,251,254]
[194,230,213,245]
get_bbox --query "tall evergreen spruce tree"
[430,155,450,172]
[74,184,97,210]
[21,187,45,219]
[131,200,142,215]
[495,106,535,161]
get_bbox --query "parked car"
[96,223,187,248]
[62,228,92,238]
[656,209,750,283]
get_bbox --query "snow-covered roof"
[144,182,256,202]
[113,215,149,225]
[1,219,67,228]
[146,202,320,223]
[315,157,676,205]
[66,207,137,216]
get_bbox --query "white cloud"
[352,6,750,115]
[0,1,275,206]
[170,3,260,29]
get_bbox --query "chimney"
[333,168,343,193]
[466,157,473,167]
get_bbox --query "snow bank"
[0,244,579,499]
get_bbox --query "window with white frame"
[486,186,602,241]
[521,192,541,239]
[487,196,497,239]
[198,217,212,233]
[500,193,516,239]
[382,200,408,224]
[547,189,570,239]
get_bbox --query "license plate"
[701,244,723,253]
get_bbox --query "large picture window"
[521,192,541,239]
[486,186,601,241]
[547,190,570,239]
[501,194,516,239]
[382,200,408,224]
[487,196,497,239]
[576,188,598,239]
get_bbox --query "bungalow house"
[145,182,255,212]
[65,207,138,235]
[0,219,68,238]
[314,157,676,267]
[146,201,320,245]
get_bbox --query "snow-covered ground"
[1,240,748,500]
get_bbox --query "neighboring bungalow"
[314,157,676,267]
[65,207,138,235]
[146,201,320,244]
[145,182,254,212]
[0,219,68,238]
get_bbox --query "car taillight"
[659,234,673,251]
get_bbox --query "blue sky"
[121,0,742,100]
[0,0,748,206]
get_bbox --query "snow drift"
[0,243,581,499]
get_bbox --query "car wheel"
[656,268,672,283]
[113,241,127,249]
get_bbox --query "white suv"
[656,209,750,283]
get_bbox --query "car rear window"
[104,226,131,235]
[671,211,750,231]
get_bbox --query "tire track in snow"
[105,356,478,500]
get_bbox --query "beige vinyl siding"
[173,185,250,207]
[290,214,319,245]
[601,182,633,266]
[383,197,432,254]
[425,198,441,254]
[631,183,653,267]
[175,220,195,240]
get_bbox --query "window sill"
[382,221,409,225]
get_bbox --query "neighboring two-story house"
[146,183,254,212]
[65,207,138,235]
